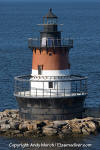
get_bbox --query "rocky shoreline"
[0,109,100,138]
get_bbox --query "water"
[0,1,100,150]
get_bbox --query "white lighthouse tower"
[14,9,88,120]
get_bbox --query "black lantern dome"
[43,8,58,25]
[40,8,61,47]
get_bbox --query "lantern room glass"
[43,18,57,24]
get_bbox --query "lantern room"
[40,8,61,47]
[43,8,58,25]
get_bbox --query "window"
[41,37,47,47]
[48,38,53,47]
[49,53,52,56]
[49,82,53,88]
[38,65,42,75]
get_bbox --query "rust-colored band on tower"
[32,48,70,70]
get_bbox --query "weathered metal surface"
[28,38,73,49]
[16,96,85,120]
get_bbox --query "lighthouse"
[14,9,88,120]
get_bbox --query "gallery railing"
[14,75,88,98]
[28,38,73,49]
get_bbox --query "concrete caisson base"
[16,96,86,120]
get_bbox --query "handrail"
[14,75,88,82]
[28,38,73,49]
[14,88,88,98]
[14,74,88,98]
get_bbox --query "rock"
[4,109,12,114]
[24,131,31,136]
[11,114,17,118]
[9,121,20,130]
[0,124,10,131]
[97,121,100,127]
[43,120,51,125]
[81,128,90,135]
[4,109,18,114]
[61,125,72,135]
[86,121,96,133]
[80,121,96,135]
[69,121,81,134]
[72,126,81,134]
[14,122,20,130]
[42,123,54,129]
[9,121,16,130]
[19,124,28,132]
[11,130,20,134]
[37,121,46,129]
[27,123,37,131]
[0,130,6,134]
[24,131,36,137]
[0,109,100,138]
[53,121,67,128]
[82,117,94,122]
[0,120,9,125]
[61,122,71,133]
[2,112,7,117]
[7,130,22,137]
[92,119,100,130]
[43,127,57,136]
[5,120,9,124]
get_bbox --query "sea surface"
[0,1,100,150]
